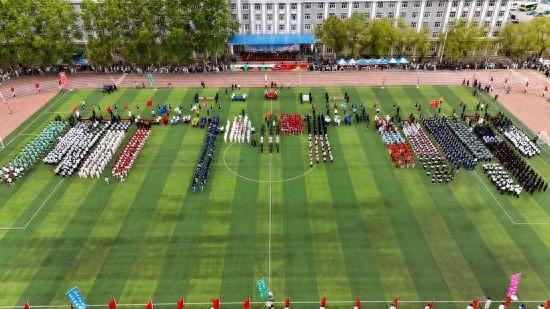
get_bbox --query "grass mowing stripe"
[178,88,234,301]
[277,88,320,300]
[345,87,422,300]
[152,88,233,302]
[14,88,144,305]
[309,87,386,300]
[219,87,263,300]
[369,87,453,300]
[84,89,173,301]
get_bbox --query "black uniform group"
[474,124,547,196]
[305,113,333,167]
[191,115,220,193]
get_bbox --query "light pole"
[439,22,449,63]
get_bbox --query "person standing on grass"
[104,176,110,184]
[484,298,492,309]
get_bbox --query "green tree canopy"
[439,19,490,61]
[499,16,550,61]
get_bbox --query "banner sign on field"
[506,273,521,298]
[65,287,87,309]
[256,278,269,301]
[59,72,70,88]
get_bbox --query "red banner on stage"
[59,72,69,88]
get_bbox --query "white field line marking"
[0,91,69,152]
[0,300,547,308]
[0,178,65,230]
[268,98,273,288]
[115,73,127,86]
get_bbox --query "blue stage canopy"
[228,34,316,45]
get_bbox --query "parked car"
[526,10,538,15]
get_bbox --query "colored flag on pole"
[256,278,269,301]
[506,273,521,298]
[71,106,78,115]
[23,302,30,309]
[427,299,435,309]
[176,299,184,309]
[106,106,113,114]
[429,98,443,108]
[544,299,549,309]
[211,298,220,309]
[59,72,69,88]
[320,296,326,308]
[472,299,479,309]
[243,298,250,309]
[392,298,399,309]
[146,100,153,107]
[354,298,361,309]
[284,297,291,309]
[108,299,117,309]
[145,300,153,309]
[504,296,512,308]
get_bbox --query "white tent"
[348,58,358,65]
[337,59,348,66]
[389,58,398,64]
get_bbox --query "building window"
[496,20,502,27]
[434,21,441,27]
[452,0,459,7]
[424,11,431,17]
[483,21,490,27]
[388,11,394,18]
[279,24,285,30]
[436,11,443,17]
[432,31,439,37]
[353,2,360,8]
[267,25,272,31]
[254,14,260,20]
[422,21,429,28]
[305,23,311,30]
[231,14,237,20]
[279,14,285,20]
[389,2,396,8]
[305,2,311,9]
[489,0,495,6]
[230,3,236,10]
[486,10,493,17]
[476,0,483,7]
[243,13,249,20]
[291,13,297,20]
[268,14,274,20]
[256,24,262,31]
[341,12,348,18]
[492,31,499,36]
[402,1,408,7]
[377,1,384,8]
[329,12,336,17]
[498,10,505,16]
[406,45,412,52]
[474,11,480,17]
[413,1,420,7]
[400,11,407,18]
[279,3,285,10]
[291,3,298,10]
[291,24,297,31]
[244,24,250,31]
[501,0,508,6]
[450,11,456,17]
[365,2,371,8]
[342,2,348,9]
[439,1,445,6]
[254,4,261,10]
[266,3,273,10]
[426,1,433,7]
[430,43,437,52]
[305,13,311,19]
[464,0,471,6]
[411,21,417,28]
[318,3,324,9]
[376,12,382,18]
[242,3,249,10]
[461,11,468,17]
[365,12,371,18]
[412,11,418,17]
[317,13,324,19]
[329,2,336,8]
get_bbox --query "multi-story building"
[229,0,514,54]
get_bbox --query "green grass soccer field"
[0,85,549,308]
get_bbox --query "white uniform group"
[224,115,252,143]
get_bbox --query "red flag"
[212,298,220,309]
[145,300,153,309]
[23,302,30,309]
[285,297,291,308]
[108,299,117,309]
[176,299,184,309]
[243,298,250,309]
[71,106,78,115]
[59,72,69,87]
[471,299,479,309]
[354,298,361,309]
[392,298,399,309]
[106,105,113,114]
[146,100,153,107]
[35,82,41,89]
[427,300,435,309]
[320,296,326,308]
[545,299,550,309]
[504,296,511,308]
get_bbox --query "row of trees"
[81,0,237,66]
[499,17,550,61]
[0,0,79,67]
[314,14,495,61]
[0,0,237,67]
